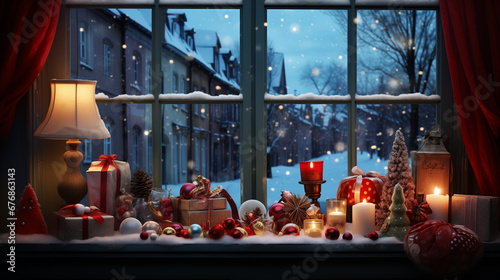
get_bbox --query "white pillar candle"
[426,187,449,222]
[352,199,375,236]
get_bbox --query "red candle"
[300,161,323,181]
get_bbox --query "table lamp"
[34,79,110,205]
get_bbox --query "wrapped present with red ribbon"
[451,194,499,241]
[336,166,385,205]
[87,154,131,216]
[172,175,239,227]
[49,204,114,241]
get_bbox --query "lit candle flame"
[363,199,367,203]
[310,161,314,168]
[434,187,441,195]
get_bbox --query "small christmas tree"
[375,130,415,230]
[380,183,410,241]
[15,184,48,235]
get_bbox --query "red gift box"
[336,166,385,205]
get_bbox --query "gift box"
[87,154,131,216]
[176,209,231,226]
[451,194,499,241]
[171,197,227,211]
[336,166,385,205]
[49,207,114,241]
[172,197,230,226]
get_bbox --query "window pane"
[356,104,436,174]
[267,10,348,96]
[163,9,240,96]
[357,10,437,96]
[71,8,152,96]
[163,104,241,208]
[267,104,348,210]
[78,103,152,175]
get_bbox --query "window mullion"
[347,0,357,176]
[241,0,267,204]
[152,0,162,188]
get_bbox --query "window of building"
[132,128,140,172]
[79,22,92,67]
[83,139,92,164]
[133,52,141,86]
[103,42,112,76]
[104,123,112,155]
[146,61,152,94]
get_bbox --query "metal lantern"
[412,124,451,196]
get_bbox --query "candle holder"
[303,219,324,238]
[299,179,326,210]
[326,198,347,233]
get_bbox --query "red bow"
[96,154,121,211]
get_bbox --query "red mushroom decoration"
[404,220,483,277]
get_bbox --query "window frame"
[65,0,441,207]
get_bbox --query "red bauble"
[229,228,244,239]
[405,220,483,277]
[342,232,353,240]
[180,183,196,199]
[139,232,149,240]
[368,231,379,241]
[325,227,340,240]
[281,224,300,236]
[244,226,256,236]
[208,224,225,240]
[222,217,237,231]
[246,212,257,223]
[180,229,191,239]
[269,203,285,219]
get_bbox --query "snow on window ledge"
[355,93,441,104]
[265,93,351,104]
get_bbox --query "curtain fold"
[0,0,61,140]
[440,0,500,197]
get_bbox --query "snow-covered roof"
[109,9,152,32]
[268,52,285,91]
[194,29,220,47]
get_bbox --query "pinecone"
[130,169,153,199]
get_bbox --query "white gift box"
[86,155,131,216]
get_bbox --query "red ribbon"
[58,205,106,240]
[95,154,121,211]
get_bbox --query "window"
[132,128,140,172]
[146,61,152,94]
[66,2,440,210]
[79,22,92,67]
[148,132,153,175]
[172,73,178,93]
[103,123,112,155]
[83,139,92,163]
[133,52,141,86]
[194,136,200,172]
[103,42,112,76]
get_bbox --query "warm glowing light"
[122,44,127,49]
[144,131,149,136]
[418,70,423,75]
[268,66,273,71]
[310,161,314,168]
[79,27,84,32]
[169,59,174,64]
[434,187,441,195]
[363,199,367,203]
[370,145,377,150]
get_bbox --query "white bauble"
[119,217,142,235]
[74,204,85,216]
[239,199,266,220]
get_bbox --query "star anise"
[283,194,312,229]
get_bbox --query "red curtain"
[440,0,500,197]
[0,0,61,140]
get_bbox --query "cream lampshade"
[35,79,110,205]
